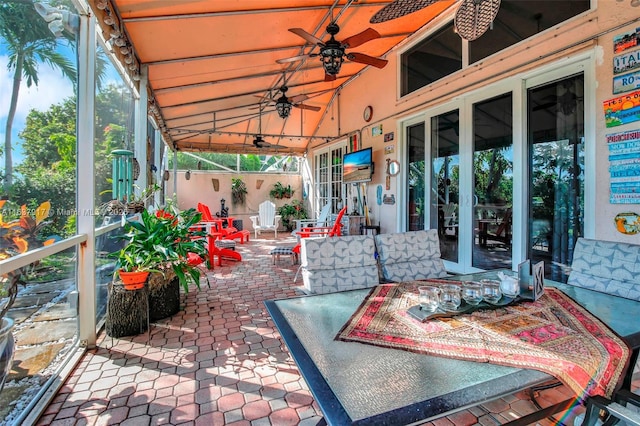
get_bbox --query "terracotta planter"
[118,270,150,290]
[0,317,15,393]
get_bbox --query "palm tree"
[0,0,76,192]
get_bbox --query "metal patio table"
[265,272,640,426]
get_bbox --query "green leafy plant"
[111,207,210,292]
[269,182,294,199]
[277,200,308,231]
[231,177,247,205]
[0,200,55,321]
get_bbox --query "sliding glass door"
[400,64,587,277]
[472,93,513,270]
[430,110,460,262]
[407,123,426,231]
[527,74,584,282]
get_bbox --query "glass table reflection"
[265,272,640,425]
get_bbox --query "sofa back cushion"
[568,238,640,301]
[301,234,379,294]
[375,229,447,282]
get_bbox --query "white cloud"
[0,54,75,165]
[0,54,75,124]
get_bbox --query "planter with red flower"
[107,207,209,336]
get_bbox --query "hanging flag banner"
[603,90,640,128]
[607,129,640,204]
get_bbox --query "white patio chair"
[249,200,281,239]
[292,202,331,236]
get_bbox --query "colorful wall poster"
[614,48,640,74]
[603,90,640,128]
[614,27,640,54]
[613,70,640,94]
[607,129,640,204]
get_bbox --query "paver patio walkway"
[35,235,639,426]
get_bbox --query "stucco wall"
[167,172,303,230]
[312,2,640,243]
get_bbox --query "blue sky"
[0,47,75,166]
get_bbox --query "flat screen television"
[343,147,373,183]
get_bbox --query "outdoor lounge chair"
[197,202,249,243]
[292,206,347,282]
[375,229,448,283]
[249,200,281,239]
[291,202,331,236]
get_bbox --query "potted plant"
[0,200,54,392]
[269,182,294,199]
[107,207,210,336]
[231,177,247,205]
[277,200,308,232]
[99,183,161,216]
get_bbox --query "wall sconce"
[185,170,191,180]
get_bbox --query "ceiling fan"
[251,106,279,149]
[255,86,321,119]
[370,0,501,42]
[277,22,388,81]
[253,135,275,149]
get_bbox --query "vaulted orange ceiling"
[93,0,455,154]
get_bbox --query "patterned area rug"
[336,282,631,399]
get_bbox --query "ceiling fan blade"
[324,73,337,82]
[294,103,321,112]
[341,28,381,48]
[276,54,314,64]
[288,94,309,103]
[289,28,324,46]
[253,94,273,102]
[347,52,388,69]
[370,0,439,24]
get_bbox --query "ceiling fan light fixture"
[321,46,345,75]
[275,96,293,118]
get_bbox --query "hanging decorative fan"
[454,0,501,42]
[369,0,501,42]
[255,86,321,119]
[277,22,388,81]
[370,0,440,24]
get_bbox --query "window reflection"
[472,93,513,270]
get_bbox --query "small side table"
[360,224,380,235]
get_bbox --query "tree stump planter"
[147,271,180,322]
[106,283,149,338]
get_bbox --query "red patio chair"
[197,203,249,243]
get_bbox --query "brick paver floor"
[37,235,639,425]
